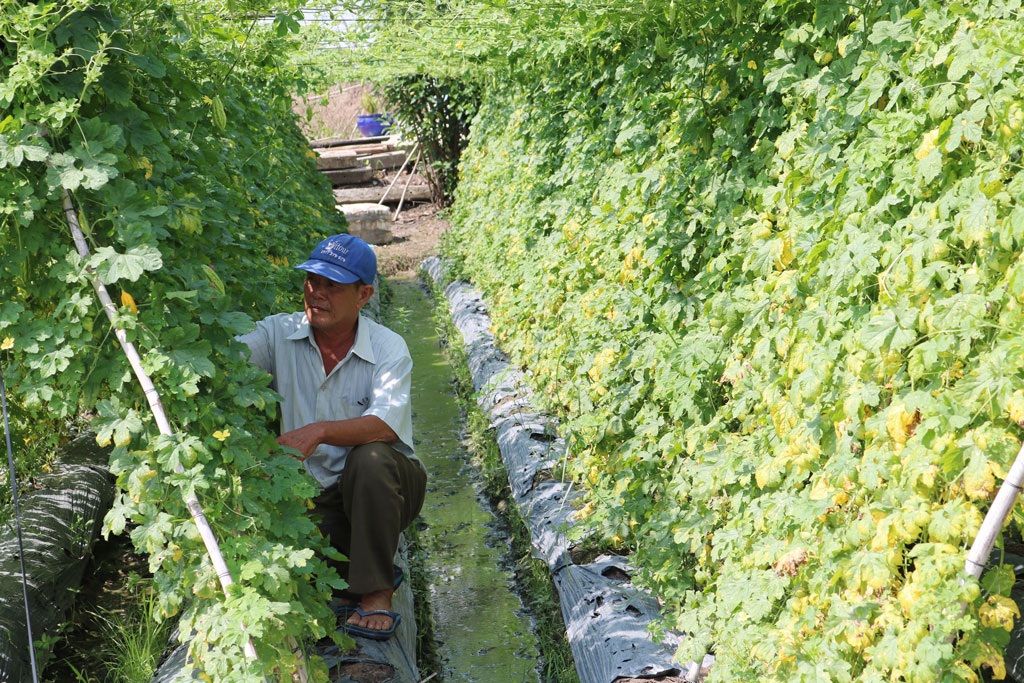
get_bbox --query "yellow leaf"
[951,662,980,683]
[980,594,1020,631]
[886,404,918,444]
[747,60,757,69]
[213,429,230,441]
[808,475,831,500]
[1007,390,1024,424]
[121,290,138,314]
[973,642,1006,679]
[138,156,153,180]
[844,621,871,651]
[1,337,12,350]
[964,461,996,500]
[915,129,939,160]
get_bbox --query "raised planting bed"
[421,257,713,683]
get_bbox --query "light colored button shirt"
[238,311,418,489]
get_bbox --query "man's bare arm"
[277,415,399,459]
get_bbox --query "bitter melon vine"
[2,1,346,679]
[349,0,1024,679]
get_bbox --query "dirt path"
[374,203,449,280]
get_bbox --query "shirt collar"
[286,313,376,364]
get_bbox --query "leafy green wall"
[2,3,344,679]
[447,0,1024,679]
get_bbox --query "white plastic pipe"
[964,441,1024,579]
[60,189,279,675]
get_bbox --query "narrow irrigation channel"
[392,278,542,683]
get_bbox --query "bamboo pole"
[377,141,419,204]
[393,149,422,221]
[964,441,1024,579]
[59,189,292,677]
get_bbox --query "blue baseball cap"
[295,234,376,285]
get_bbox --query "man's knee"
[344,442,398,484]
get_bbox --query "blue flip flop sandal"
[330,567,404,621]
[334,565,402,600]
[343,607,402,641]
[330,602,358,619]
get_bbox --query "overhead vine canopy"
[286,0,718,83]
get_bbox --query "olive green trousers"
[311,441,426,596]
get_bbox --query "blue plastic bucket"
[357,114,392,137]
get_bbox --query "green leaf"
[917,148,943,183]
[94,405,144,449]
[958,196,992,247]
[167,342,216,378]
[982,565,1015,596]
[59,166,86,190]
[91,244,164,284]
[126,53,166,78]
[846,69,886,117]
[860,308,916,353]
[103,493,133,537]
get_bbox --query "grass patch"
[425,274,580,683]
[87,578,173,683]
[43,534,170,683]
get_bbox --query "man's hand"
[276,416,399,461]
[276,423,324,460]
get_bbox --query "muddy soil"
[375,203,449,280]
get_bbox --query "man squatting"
[239,233,427,639]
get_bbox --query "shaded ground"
[375,203,449,280]
[42,533,153,682]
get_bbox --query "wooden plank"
[316,149,359,170]
[347,143,393,156]
[358,151,407,171]
[310,134,392,149]
[323,166,374,186]
[333,184,431,205]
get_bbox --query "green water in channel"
[391,280,541,683]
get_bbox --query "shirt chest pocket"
[317,383,371,421]
[318,362,373,421]
[316,394,368,421]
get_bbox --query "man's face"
[303,273,373,335]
